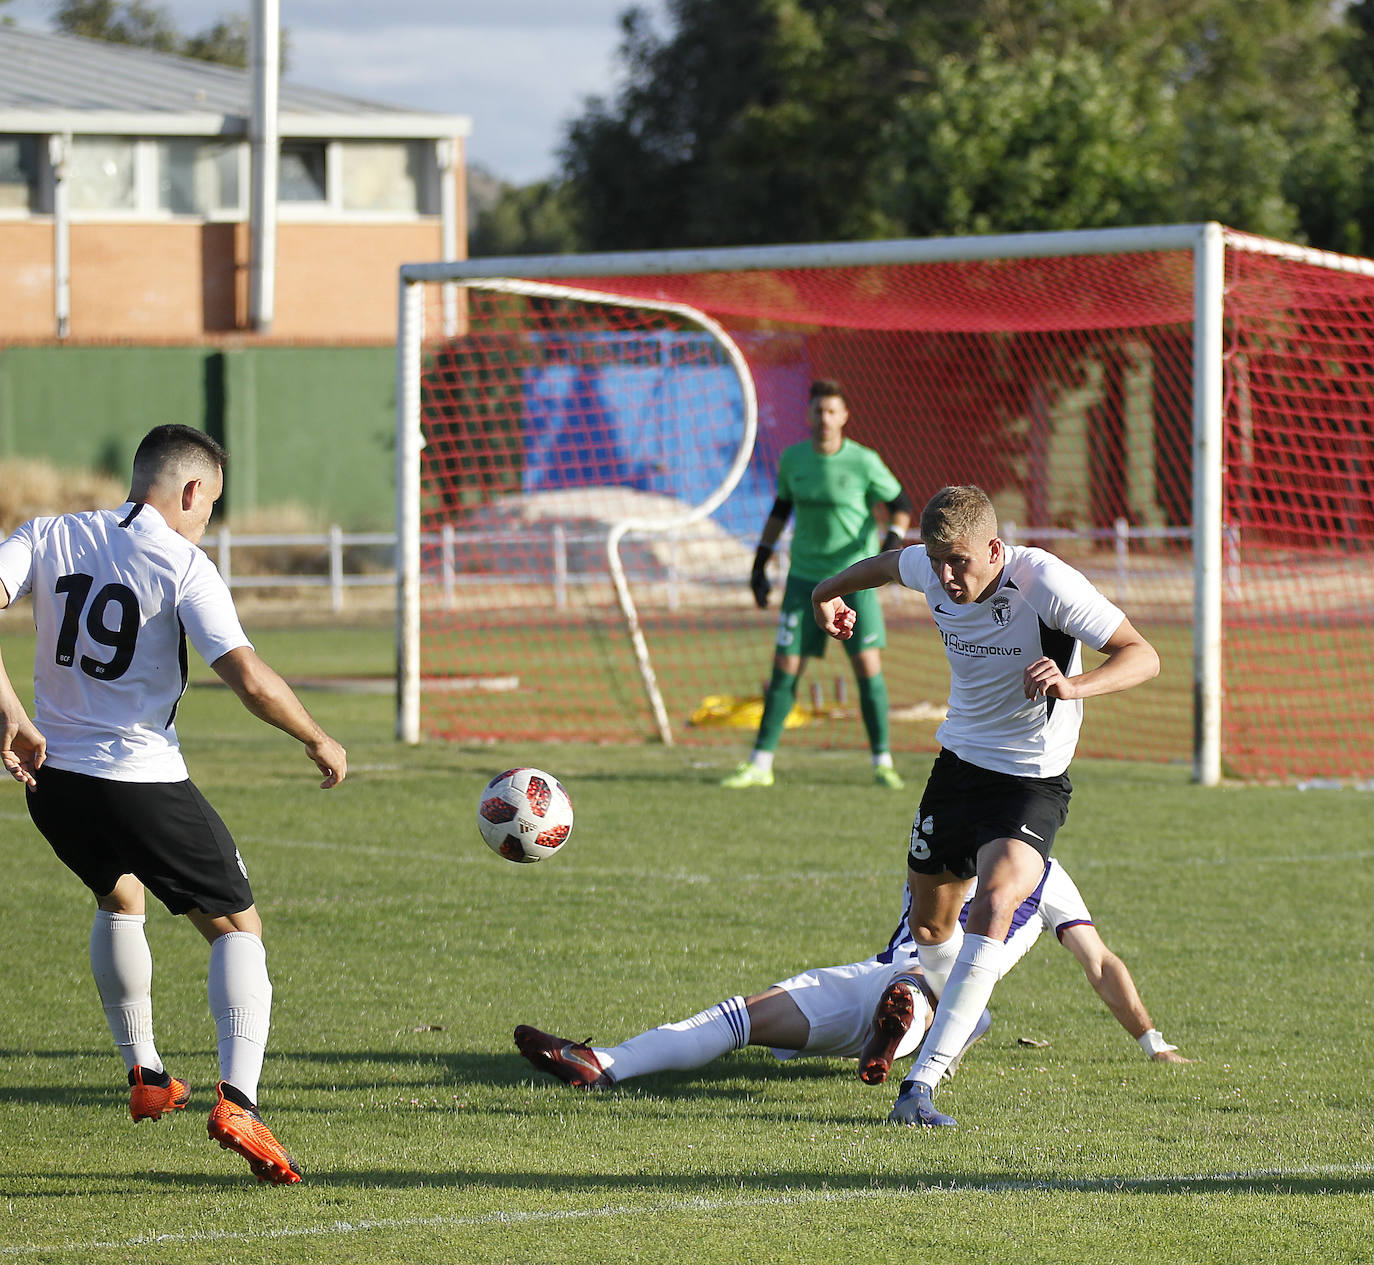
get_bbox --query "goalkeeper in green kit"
[722,379,913,790]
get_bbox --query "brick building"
[0,25,470,342]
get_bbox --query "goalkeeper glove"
[750,545,773,608]
[881,529,906,553]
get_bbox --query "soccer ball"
[476,767,574,863]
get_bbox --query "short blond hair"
[920,485,998,549]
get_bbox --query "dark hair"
[130,425,227,487]
[808,378,848,406]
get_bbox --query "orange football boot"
[128,1065,191,1122]
[207,1082,302,1185]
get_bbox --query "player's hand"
[1,713,45,788]
[750,545,772,608]
[307,736,348,789]
[814,596,856,640]
[1152,1049,1194,1064]
[1023,656,1075,701]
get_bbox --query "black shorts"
[26,766,254,916]
[907,748,1072,880]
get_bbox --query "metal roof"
[0,25,469,138]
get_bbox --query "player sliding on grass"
[814,484,1160,1128]
[0,425,347,1185]
[721,378,913,791]
[514,858,1187,1091]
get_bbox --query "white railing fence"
[208,518,1194,613]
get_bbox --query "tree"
[180,15,253,69]
[57,0,179,53]
[469,179,583,257]
[55,0,287,70]
[882,36,1182,238]
[1336,0,1374,253]
[561,0,1366,251]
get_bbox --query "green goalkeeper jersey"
[776,438,903,581]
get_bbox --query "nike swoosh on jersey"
[933,603,951,615]
[1019,824,1045,841]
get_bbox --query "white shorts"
[768,950,930,1062]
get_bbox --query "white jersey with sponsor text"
[0,502,250,782]
[896,543,1124,777]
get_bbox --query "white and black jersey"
[0,502,250,782]
[896,544,1125,777]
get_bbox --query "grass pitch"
[0,620,1369,1263]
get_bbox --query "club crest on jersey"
[990,594,1012,627]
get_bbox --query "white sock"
[749,750,775,773]
[595,996,751,1082]
[89,911,160,1074]
[899,1007,989,1092]
[207,931,272,1104]
[912,934,1005,1089]
[915,925,965,1000]
[873,752,895,769]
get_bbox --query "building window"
[279,140,327,202]
[68,136,137,211]
[158,139,241,215]
[339,140,428,212]
[0,135,39,211]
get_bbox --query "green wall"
[0,345,396,529]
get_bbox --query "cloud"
[289,22,627,183]
[6,0,666,185]
[284,0,643,34]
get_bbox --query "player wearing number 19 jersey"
[0,424,347,1184]
[7,499,249,780]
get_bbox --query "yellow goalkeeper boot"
[720,763,774,789]
[873,765,905,790]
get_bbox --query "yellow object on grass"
[688,694,811,729]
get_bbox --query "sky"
[2,0,669,184]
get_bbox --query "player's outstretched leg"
[857,976,918,1085]
[128,1065,190,1122]
[514,1025,613,1089]
[207,1081,302,1184]
[887,1081,957,1128]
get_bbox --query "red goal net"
[404,230,1374,782]
[1216,239,1374,779]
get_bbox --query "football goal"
[396,224,1374,785]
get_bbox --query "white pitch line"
[4,1163,1372,1258]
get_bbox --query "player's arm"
[880,490,913,553]
[0,580,46,787]
[749,500,793,608]
[211,646,347,789]
[810,551,904,640]
[1058,923,1191,1063]
[1023,615,1161,702]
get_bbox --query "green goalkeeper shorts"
[774,573,886,660]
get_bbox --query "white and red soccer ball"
[476,767,574,863]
